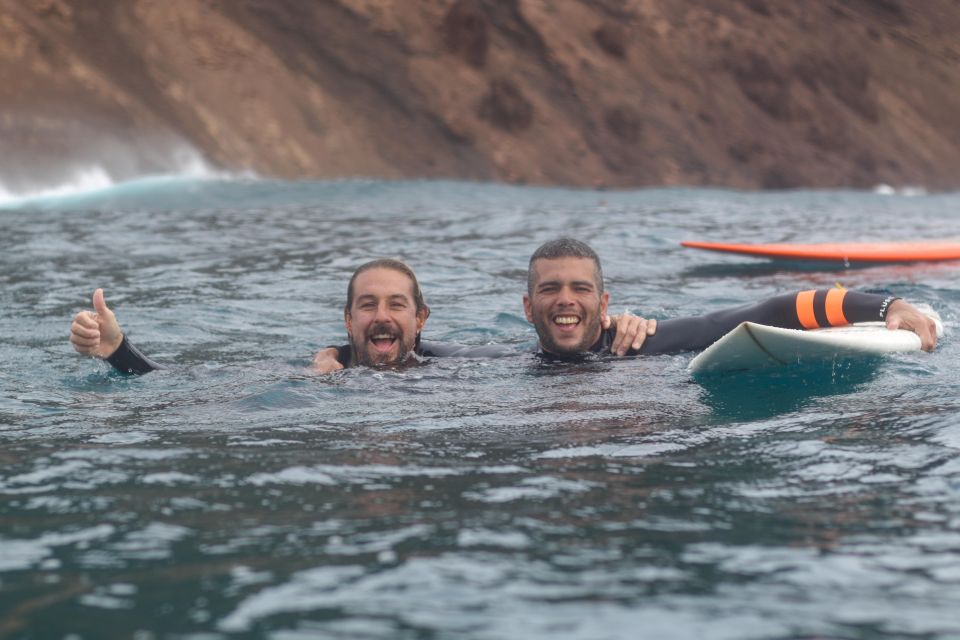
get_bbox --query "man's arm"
[69,289,162,374]
[639,289,937,356]
[311,312,659,371]
[418,341,516,357]
[419,312,658,358]
[312,339,522,373]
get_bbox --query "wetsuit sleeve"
[105,336,164,374]
[637,289,898,356]
[418,340,516,358]
[332,345,351,367]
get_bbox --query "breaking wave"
[873,183,928,197]
[0,148,247,209]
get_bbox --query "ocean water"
[1,178,959,639]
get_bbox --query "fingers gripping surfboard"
[688,312,944,375]
[681,241,960,263]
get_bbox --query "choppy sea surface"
[1,178,959,639]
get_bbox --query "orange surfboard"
[681,241,960,263]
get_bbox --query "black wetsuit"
[106,336,166,375]
[574,289,898,358]
[332,340,515,368]
[104,335,513,374]
[102,289,898,374]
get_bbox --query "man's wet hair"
[345,258,429,316]
[527,238,604,295]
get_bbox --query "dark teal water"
[2,179,959,639]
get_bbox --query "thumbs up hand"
[69,288,124,358]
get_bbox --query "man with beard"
[323,258,515,369]
[69,258,508,374]
[524,238,938,360]
[313,258,653,371]
[71,258,650,374]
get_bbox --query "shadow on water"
[680,259,960,280]
[693,358,881,420]
[681,261,853,280]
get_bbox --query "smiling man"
[313,258,651,372]
[341,259,430,367]
[324,258,517,369]
[70,258,516,375]
[524,238,939,359]
[524,242,611,356]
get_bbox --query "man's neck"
[537,329,608,360]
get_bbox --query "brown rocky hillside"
[2,0,959,191]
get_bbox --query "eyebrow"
[355,293,413,303]
[536,279,595,290]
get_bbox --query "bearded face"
[345,268,427,367]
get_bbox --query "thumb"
[601,314,611,330]
[92,288,113,318]
[886,316,901,331]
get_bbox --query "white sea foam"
[246,463,523,487]
[0,147,244,207]
[535,441,686,459]
[463,475,599,504]
[0,524,115,570]
[0,165,114,204]
[873,183,928,196]
[140,472,200,486]
[457,528,531,549]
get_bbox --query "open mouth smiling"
[553,314,581,328]
[369,332,399,352]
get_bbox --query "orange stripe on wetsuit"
[795,289,849,329]
[825,288,848,326]
[796,290,819,329]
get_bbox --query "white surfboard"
[689,314,943,375]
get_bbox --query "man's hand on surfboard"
[603,312,657,356]
[69,288,124,359]
[886,300,938,352]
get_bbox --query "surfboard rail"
[681,240,960,263]
[688,318,941,375]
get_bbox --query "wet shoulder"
[419,340,516,358]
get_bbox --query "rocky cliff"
[2,0,959,191]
